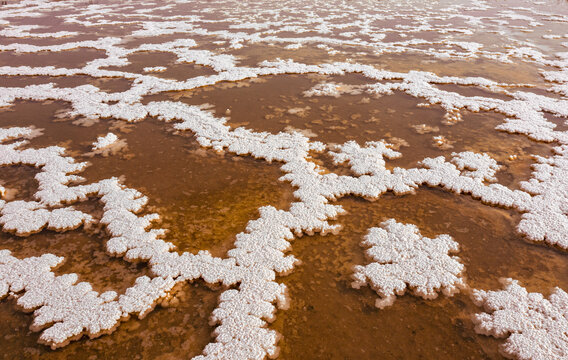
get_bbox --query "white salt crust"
[450,151,501,182]
[92,132,118,151]
[0,25,78,39]
[0,130,239,349]
[0,0,568,358]
[143,66,167,73]
[352,220,465,309]
[0,68,567,355]
[0,249,175,348]
[472,279,568,360]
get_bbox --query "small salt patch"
[143,66,167,73]
[92,132,118,151]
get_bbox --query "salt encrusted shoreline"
[0,0,568,358]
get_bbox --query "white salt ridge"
[472,279,568,360]
[0,125,332,357]
[0,201,92,236]
[0,128,93,234]
[143,66,167,73]
[542,68,568,97]
[517,145,568,249]
[92,132,118,151]
[352,220,465,308]
[0,129,245,348]
[330,140,401,176]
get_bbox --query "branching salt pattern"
[0,0,567,358]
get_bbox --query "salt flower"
[472,279,568,360]
[352,219,465,308]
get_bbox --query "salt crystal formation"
[0,249,176,349]
[472,279,568,360]
[450,152,501,182]
[352,220,465,309]
[0,0,568,358]
[92,132,118,151]
[88,133,127,157]
[143,66,167,73]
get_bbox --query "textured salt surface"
[0,0,567,358]
[92,132,118,150]
[352,219,465,309]
[473,279,568,359]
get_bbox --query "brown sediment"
[229,44,334,67]
[1,75,133,93]
[0,166,39,202]
[150,73,449,147]
[0,100,118,154]
[101,51,218,81]
[0,48,106,69]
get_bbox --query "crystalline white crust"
[472,279,568,360]
[352,220,465,308]
[92,132,118,151]
[143,66,167,73]
[0,0,568,358]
